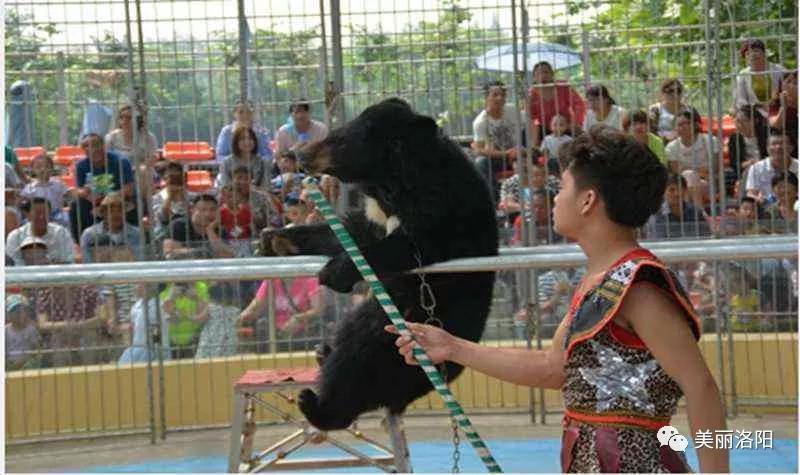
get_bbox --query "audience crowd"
[4,39,797,370]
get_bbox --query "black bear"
[260,98,498,431]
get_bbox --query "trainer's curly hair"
[558,125,668,227]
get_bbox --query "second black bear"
[260,98,498,430]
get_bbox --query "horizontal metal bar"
[6,235,795,288]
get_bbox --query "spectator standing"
[217,125,272,189]
[275,99,329,155]
[527,61,586,147]
[471,81,523,198]
[104,104,159,160]
[105,104,160,200]
[70,133,136,241]
[160,282,210,359]
[195,303,241,358]
[238,276,325,351]
[7,197,75,266]
[648,79,699,142]
[215,99,273,162]
[583,85,629,132]
[745,130,799,204]
[734,39,786,112]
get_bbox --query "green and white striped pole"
[302,177,502,473]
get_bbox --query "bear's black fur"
[260,98,497,430]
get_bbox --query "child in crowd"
[20,154,70,227]
[283,192,309,228]
[541,113,574,175]
[118,283,172,364]
[5,295,41,371]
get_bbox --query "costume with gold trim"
[560,248,701,472]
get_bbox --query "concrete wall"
[6,333,797,440]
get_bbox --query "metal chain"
[413,251,460,473]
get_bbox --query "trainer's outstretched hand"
[385,322,455,366]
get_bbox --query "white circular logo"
[657,425,680,446]
[668,434,689,452]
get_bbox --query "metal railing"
[5,235,798,443]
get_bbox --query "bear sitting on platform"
[260,98,498,431]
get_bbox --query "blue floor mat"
[82,438,798,473]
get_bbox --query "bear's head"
[297,98,439,184]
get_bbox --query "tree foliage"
[5,0,797,148]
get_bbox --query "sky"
[6,0,605,49]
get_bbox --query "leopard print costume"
[560,249,700,473]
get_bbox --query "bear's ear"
[412,115,437,135]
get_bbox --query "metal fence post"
[238,0,248,101]
[56,51,68,146]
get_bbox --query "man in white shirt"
[471,80,524,200]
[746,131,799,203]
[7,197,75,266]
[275,99,329,156]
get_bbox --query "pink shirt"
[256,277,321,333]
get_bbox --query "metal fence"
[5,235,797,443]
[6,1,797,140]
[4,0,798,444]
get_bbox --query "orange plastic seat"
[54,145,86,167]
[14,146,47,167]
[700,115,736,138]
[162,141,214,162]
[185,169,214,192]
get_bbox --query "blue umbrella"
[474,42,582,73]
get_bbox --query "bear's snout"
[297,140,333,176]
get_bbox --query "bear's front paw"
[258,228,299,257]
[318,254,360,293]
[297,388,320,422]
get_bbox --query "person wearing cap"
[6,196,75,266]
[734,39,786,114]
[79,192,141,263]
[275,99,328,157]
[70,132,137,241]
[6,295,41,371]
[215,99,273,162]
[18,237,109,366]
